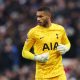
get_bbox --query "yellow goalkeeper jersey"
[22,23,71,78]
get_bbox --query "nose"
[37,17,40,21]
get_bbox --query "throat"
[43,22,51,28]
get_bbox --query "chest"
[35,30,63,43]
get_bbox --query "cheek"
[38,17,47,22]
[43,17,48,20]
[40,18,45,22]
[43,18,47,22]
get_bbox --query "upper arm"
[61,28,71,48]
[23,29,36,51]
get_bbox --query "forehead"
[36,11,47,16]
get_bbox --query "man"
[22,7,71,80]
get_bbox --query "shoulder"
[52,23,65,31]
[28,25,39,32]
[27,25,39,37]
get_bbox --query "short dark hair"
[37,7,51,13]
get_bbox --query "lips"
[37,21,42,24]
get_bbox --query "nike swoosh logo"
[40,37,44,39]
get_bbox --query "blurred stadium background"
[0,0,80,80]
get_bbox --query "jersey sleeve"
[61,28,71,49]
[22,28,36,60]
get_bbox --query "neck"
[43,19,52,28]
[47,19,51,27]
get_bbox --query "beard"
[37,20,48,27]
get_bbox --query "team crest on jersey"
[56,34,58,39]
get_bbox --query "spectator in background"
[75,20,80,57]
[0,38,19,72]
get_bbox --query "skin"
[36,11,52,27]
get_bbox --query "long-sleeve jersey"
[22,23,71,78]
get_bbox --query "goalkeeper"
[22,7,71,80]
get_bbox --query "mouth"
[37,21,42,24]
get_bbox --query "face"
[36,11,50,27]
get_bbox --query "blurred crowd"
[0,0,80,80]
